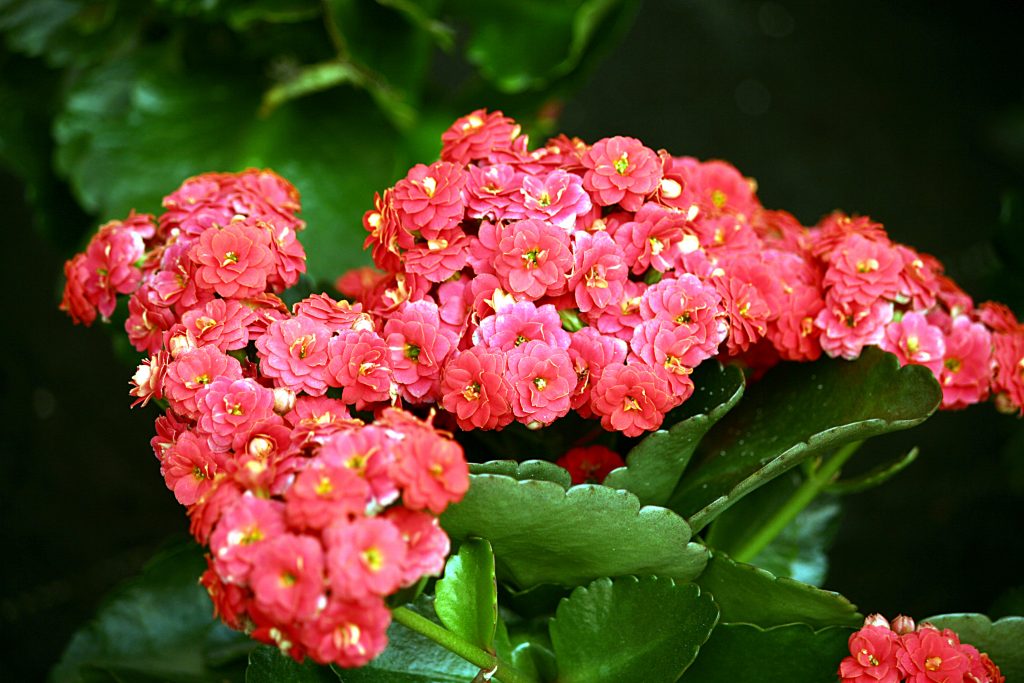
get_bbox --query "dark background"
[2,0,1023,680]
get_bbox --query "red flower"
[897,627,970,683]
[390,431,469,515]
[324,517,407,600]
[284,462,370,531]
[590,363,676,436]
[582,136,662,211]
[249,533,324,623]
[440,347,514,431]
[494,218,573,300]
[256,315,333,396]
[838,625,901,683]
[299,596,391,667]
[556,445,625,485]
[191,219,276,298]
[507,341,576,426]
[392,161,467,240]
[440,109,519,165]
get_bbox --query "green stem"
[391,607,534,683]
[731,440,863,564]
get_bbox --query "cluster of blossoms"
[839,614,1004,683]
[60,170,469,667]
[332,109,1024,438]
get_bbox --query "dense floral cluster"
[839,614,1004,683]
[335,109,1024,435]
[60,170,469,667]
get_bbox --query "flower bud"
[891,614,916,635]
[247,436,274,460]
[168,333,195,358]
[863,613,891,630]
[352,313,375,333]
[273,387,296,414]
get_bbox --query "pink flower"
[392,161,467,240]
[403,227,470,283]
[191,219,276,298]
[569,230,628,313]
[629,320,701,396]
[440,109,519,165]
[714,272,771,356]
[440,347,514,431]
[641,274,726,365]
[162,431,221,506]
[991,329,1024,414]
[209,494,287,584]
[582,136,662,211]
[897,627,970,683]
[130,351,170,408]
[476,300,571,350]
[196,377,276,452]
[896,245,939,311]
[589,281,647,341]
[815,295,894,360]
[163,345,243,419]
[812,212,889,259]
[284,461,371,531]
[507,341,575,425]
[616,203,690,274]
[286,396,355,448]
[465,163,525,221]
[880,312,946,377]
[390,431,469,514]
[384,300,458,401]
[823,234,903,307]
[180,298,256,353]
[686,160,760,218]
[568,327,628,415]
[327,329,394,407]
[384,507,450,585]
[266,220,307,292]
[293,294,370,333]
[124,286,177,354]
[299,596,391,667]
[837,625,901,683]
[590,362,676,436]
[517,170,592,230]
[256,316,333,396]
[938,316,992,409]
[556,445,625,485]
[319,427,397,507]
[249,533,324,623]
[60,254,98,325]
[324,517,407,600]
[493,219,573,300]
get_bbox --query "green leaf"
[247,646,338,683]
[261,60,365,116]
[682,623,852,681]
[469,459,571,488]
[704,471,842,586]
[54,54,403,282]
[549,576,718,683]
[441,475,708,589]
[924,614,1024,681]
[434,538,498,652]
[603,362,745,504]
[824,447,919,494]
[51,540,253,683]
[336,596,479,682]
[695,553,861,629]
[671,348,942,531]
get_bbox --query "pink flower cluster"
[839,614,1004,683]
[60,170,469,668]
[339,109,1024,431]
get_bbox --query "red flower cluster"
[839,614,1004,683]
[341,109,1024,433]
[60,170,469,668]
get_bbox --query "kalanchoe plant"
[55,112,1023,682]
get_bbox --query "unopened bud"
[659,178,682,199]
[247,436,274,459]
[863,613,891,630]
[352,313,375,333]
[891,614,915,635]
[168,334,195,358]
[273,387,296,414]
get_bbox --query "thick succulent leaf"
[682,623,852,681]
[469,459,571,488]
[672,348,942,531]
[441,475,708,589]
[53,54,403,281]
[51,541,253,683]
[925,614,1024,681]
[695,553,861,629]
[824,447,919,494]
[434,538,498,652]
[704,471,842,586]
[549,576,718,683]
[246,646,338,683]
[603,362,745,504]
[336,596,479,682]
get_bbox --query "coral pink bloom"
[440,109,519,165]
[266,220,307,292]
[629,320,701,396]
[60,254,98,325]
[299,595,391,667]
[811,212,889,258]
[590,363,676,437]
[507,341,575,425]
[161,431,221,506]
[327,329,394,408]
[641,274,726,364]
[616,202,690,274]
[256,316,333,396]
[589,280,647,341]
[324,517,407,600]
[476,300,571,351]
[319,427,397,507]
[686,159,760,218]
[991,329,1024,414]
[582,136,662,211]
[286,396,356,448]
[163,345,243,419]
[714,273,771,356]
[880,312,946,377]
[815,296,894,360]
[130,351,170,408]
[977,301,1019,333]
[249,533,324,623]
[384,300,458,401]
[465,163,525,222]
[570,230,628,313]
[823,233,903,307]
[390,433,469,515]
[493,219,573,300]
[210,494,287,584]
[517,169,592,230]
[293,294,370,333]
[556,445,625,485]
[837,625,901,683]
[125,286,177,354]
[284,462,371,531]
[196,377,276,452]
[181,298,256,353]
[767,284,824,363]
[568,327,629,415]
[384,507,450,585]
[897,627,970,683]
[392,161,467,239]
[191,219,276,298]
[403,227,470,283]
[896,245,939,311]
[440,347,514,431]
[937,316,991,409]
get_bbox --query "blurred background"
[2,0,1022,680]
